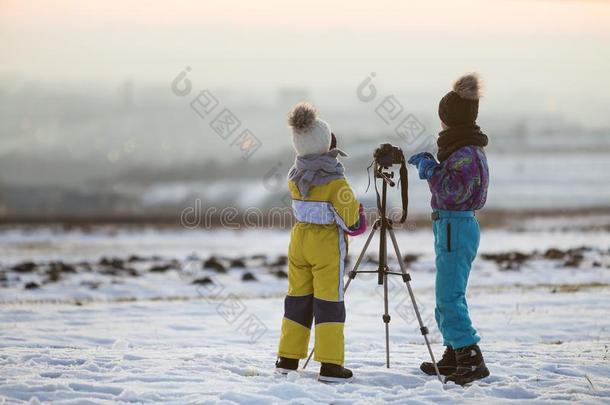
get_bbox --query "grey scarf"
[288,149,347,197]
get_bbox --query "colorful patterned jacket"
[427,146,489,211]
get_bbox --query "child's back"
[428,145,489,211]
[276,103,365,383]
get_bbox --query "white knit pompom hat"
[288,102,331,156]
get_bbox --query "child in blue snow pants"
[409,73,491,385]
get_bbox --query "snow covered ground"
[1,225,609,404]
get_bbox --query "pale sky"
[2,0,610,33]
[1,0,609,122]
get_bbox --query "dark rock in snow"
[271,255,288,267]
[563,255,583,268]
[403,254,420,265]
[544,248,565,260]
[50,261,77,273]
[125,268,139,277]
[192,277,213,285]
[12,262,37,273]
[46,268,62,283]
[100,267,134,276]
[99,257,125,269]
[543,246,590,266]
[230,258,247,268]
[242,272,257,281]
[499,261,521,271]
[481,252,530,264]
[24,281,40,290]
[481,251,530,271]
[203,257,227,273]
[273,269,288,279]
[149,264,172,273]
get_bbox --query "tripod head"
[374,165,395,186]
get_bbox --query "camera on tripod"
[372,143,409,224]
[373,143,405,168]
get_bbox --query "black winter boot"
[318,363,353,383]
[275,357,299,374]
[445,344,490,385]
[420,346,456,376]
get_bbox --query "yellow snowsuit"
[278,177,360,366]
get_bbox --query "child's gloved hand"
[407,152,435,166]
[345,204,367,236]
[408,153,438,180]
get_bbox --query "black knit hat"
[438,73,482,127]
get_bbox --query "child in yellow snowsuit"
[275,103,366,383]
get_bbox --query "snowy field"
[1,223,610,404]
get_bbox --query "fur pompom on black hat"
[453,73,482,100]
[439,73,482,127]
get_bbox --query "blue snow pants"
[432,209,481,349]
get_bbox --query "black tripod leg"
[388,227,444,384]
[302,223,378,370]
[383,269,390,368]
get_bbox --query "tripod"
[303,164,443,383]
